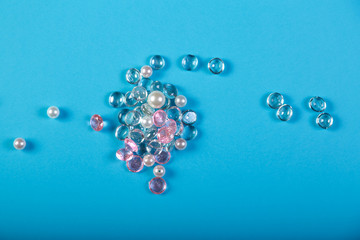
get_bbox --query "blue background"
[1,0,360,239]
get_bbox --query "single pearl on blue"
[149,55,165,70]
[181,125,198,141]
[267,92,284,109]
[309,96,327,112]
[150,81,163,92]
[153,165,165,177]
[276,104,293,121]
[13,138,26,150]
[115,124,129,140]
[175,95,187,108]
[182,54,198,71]
[316,113,333,129]
[208,58,225,74]
[118,109,130,124]
[126,68,141,84]
[124,91,138,107]
[109,92,124,108]
[132,86,148,101]
[182,110,197,125]
[47,106,60,118]
[163,83,178,99]
[140,65,153,78]
[143,154,155,167]
[175,138,187,150]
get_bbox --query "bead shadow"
[262,92,278,121]
[303,96,313,113]
[308,115,319,130]
[37,107,48,118]
[282,94,301,124]
[57,107,73,122]
[219,58,233,76]
[329,113,341,131]
[23,138,38,153]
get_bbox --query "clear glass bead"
[316,113,333,129]
[175,120,184,136]
[154,150,171,164]
[149,177,166,194]
[126,68,141,84]
[182,54,198,71]
[136,142,147,156]
[160,97,171,110]
[149,55,165,70]
[163,83,178,99]
[182,110,197,125]
[116,148,133,161]
[125,138,138,152]
[141,103,155,116]
[208,58,225,74]
[146,140,163,155]
[133,106,143,116]
[150,81,163,92]
[309,96,326,112]
[115,124,129,140]
[109,92,124,108]
[126,155,144,172]
[163,139,175,152]
[90,114,104,131]
[132,86,148,101]
[181,125,198,141]
[129,128,145,144]
[124,91,138,107]
[144,126,157,140]
[276,104,293,121]
[118,109,130,124]
[267,92,284,109]
[138,78,153,91]
[124,110,141,126]
[167,106,181,121]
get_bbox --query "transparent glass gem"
[125,138,139,152]
[124,91,138,107]
[149,177,166,194]
[129,128,145,144]
[118,109,130,124]
[182,54,198,71]
[309,96,327,112]
[154,150,171,164]
[149,55,165,70]
[163,139,175,152]
[267,92,284,109]
[316,113,333,129]
[138,78,153,91]
[150,81,163,92]
[141,103,155,116]
[144,126,157,140]
[126,68,141,84]
[126,155,144,173]
[90,114,104,131]
[167,106,181,121]
[116,148,133,161]
[163,83,178,99]
[175,120,184,136]
[181,125,198,141]
[109,92,124,108]
[124,110,141,126]
[208,58,225,74]
[132,86,148,101]
[276,104,293,121]
[160,97,171,110]
[182,110,197,125]
[146,140,163,155]
[115,125,129,140]
[153,110,168,127]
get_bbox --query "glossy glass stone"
[316,113,333,129]
[157,126,175,144]
[115,124,129,140]
[309,96,327,112]
[175,138,187,150]
[267,92,284,109]
[175,120,184,136]
[124,138,139,152]
[138,78,153,91]
[118,109,130,124]
[181,125,198,141]
[153,110,168,127]
[276,104,293,121]
[182,54,198,71]
[208,58,225,74]
[182,110,197,125]
[149,177,166,194]
[163,83,178,99]
[150,81,163,92]
[136,142,147,156]
[132,86,148,101]
[146,140,163,155]
[90,114,104,131]
[149,55,165,70]
[124,110,141,126]
[116,148,133,161]
[124,91,138,107]
[160,97,171,110]
[133,106,143,116]
[167,106,181,121]
[126,155,144,173]
[154,150,171,164]
[126,68,141,84]
[163,139,175,152]
[144,126,157,140]
[109,92,124,108]
[13,138,26,150]
[141,103,155,116]
[129,129,145,144]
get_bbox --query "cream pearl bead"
[13,138,26,150]
[175,138,187,150]
[175,95,187,108]
[147,91,166,109]
[143,154,155,167]
[47,106,60,118]
[141,65,153,78]
[153,165,165,177]
[140,116,153,128]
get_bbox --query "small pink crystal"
[157,126,175,144]
[153,110,167,127]
[116,148,133,161]
[90,114,104,131]
[164,119,177,134]
[125,138,138,152]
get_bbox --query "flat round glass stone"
[276,104,293,121]
[153,110,168,127]
[163,140,175,152]
[181,125,198,141]
[149,55,165,70]
[150,81,163,92]
[146,140,163,155]
[129,128,145,144]
[175,120,184,136]
[154,150,171,164]
[118,109,130,124]
[126,68,141,84]
[115,124,129,140]
[124,110,141,126]
[133,106,143,116]
[126,155,144,172]
[160,97,171,110]
[149,177,166,194]
[141,103,155,116]
[182,54,198,71]
[163,83,178,99]
[143,126,157,140]
[124,91,138,107]
[267,92,284,109]
[90,114,104,131]
[125,138,138,152]
[109,92,124,108]
[116,148,133,161]
[167,106,181,121]
[316,113,333,129]
[132,86,148,101]
[182,110,197,125]
[138,78,153,91]
[208,58,225,74]
[309,96,327,112]
[136,142,147,157]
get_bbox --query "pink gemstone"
[154,150,171,164]
[90,114,104,131]
[124,138,138,152]
[153,110,168,127]
[164,119,177,134]
[116,148,133,161]
[157,126,175,144]
[126,155,144,172]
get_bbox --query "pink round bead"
[153,110,168,127]
[149,177,167,194]
[164,119,177,134]
[90,114,104,131]
[154,150,171,164]
[157,126,175,144]
[126,155,144,172]
[116,148,133,161]
[124,138,138,152]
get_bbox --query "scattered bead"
[116,148,133,161]
[126,68,141,84]
[167,106,182,121]
[309,96,326,112]
[175,138,187,150]
[140,115,153,128]
[126,155,144,172]
[141,103,155,116]
[153,165,165,177]
[153,110,168,127]
[124,110,141,126]
[129,128,145,144]
[147,90,166,109]
[157,126,175,144]
[143,154,155,167]
[118,109,130,124]
[124,91,138,107]
[115,125,129,140]
[90,114,104,131]
[182,110,197,125]
[154,150,171,164]
[125,138,139,152]
[175,95,187,108]
[141,65,153,78]
[13,138,26,150]
[109,92,124,108]
[182,54,198,71]
[150,81,163,92]
[267,92,284,109]
[276,104,293,121]
[132,86,148,101]
[47,106,60,119]
[146,139,162,155]
[181,125,198,140]
[149,177,167,194]
[163,83,178,99]
[316,113,333,129]
[149,55,165,70]
[208,58,224,74]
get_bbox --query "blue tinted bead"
[115,125,129,140]
[309,96,326,112]
[126,68,141,84]
[141,103,155,116]
[118,109,130,124]
[124,91,138,107]
[144,126,157,140]
[267,92,284,109]
[124,110,141,126]
[163,83,178,99]
[150,81,163,92]
[182,54,198,71]
[316,113,333,129]
[149,177,166,194]
[276,104,293,121]
[167,106,181,121]
[129,129,145,144]
[149,55,165,70]
[146,140,163,155]
[208,58,225,74]
[160,97,171,110]
[181,125,198,141]
[163,140,175,152]
[138,78,153,91]
[109,92,124,108]
[182,110,197,125]
[132,86,148,101]
[175,120,184,136]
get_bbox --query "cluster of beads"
[309,96,333,129]
[181,54,225,74]
[267,92,293,121]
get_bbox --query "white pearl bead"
[47,106,60,119]
[175,138,187,150]
[175,95,187,108]
[143,154,155,167]
[141,65,153,78]
[147,91,166,109]
[13,138,26,150]
[153,165,165,177]
[140,116,153,128]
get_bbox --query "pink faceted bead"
[157,126,175,144]
[116,148,133,161]
[164,119,177,134]
[153,110,168,127]
[125,138,138,152]
[154,150,171,164]
[126,155,144,172]
[90,114,104,131]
